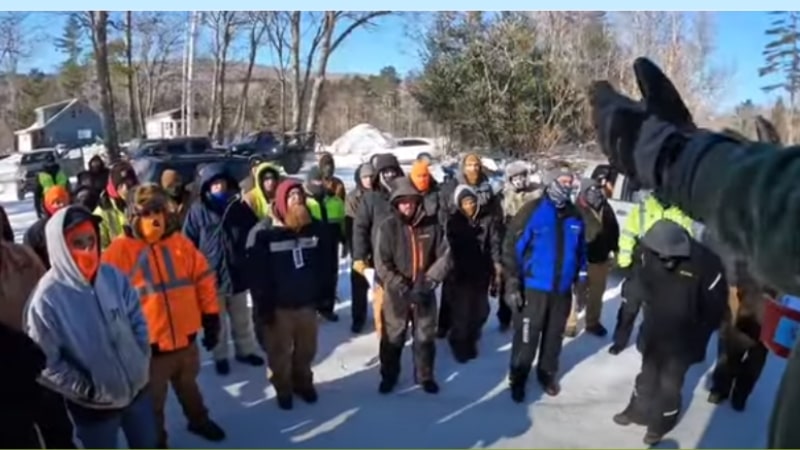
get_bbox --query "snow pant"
[567,262,610,330]
[509,290,572,385]
[213,291,259,361]
[261,307,318,397]
[317,257,339,316]
[150,345,209,448]
[437,280,454,336]
[621,351,690,436]
[380,294,437,383]
[68,389,158,449]
[350,264,370,328]
[496,282,512,327]
[36,386,77,448]
[446,279,491,359]
[373,285,385,338]
[711,286,767,407]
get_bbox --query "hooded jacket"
[353,154,403,263]
[618,221,727,363]
[76,155,109,197]
[183,163,259,295]
[447,185,501,282]
[575,180,620,264]
[374,178,451,301]
[243,162,283,220]
[102,184,220,354]
[441,154,502,220]
[345,163,372,219]
[501,161,541,223]
[245,179,329,314]
[318,151,346,200]
[24,207,151,410]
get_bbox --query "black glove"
[589,57,695,189]
[409,277,437,306]
[608,343,625,355]
[506,289,525,311]
[201,314,221,351]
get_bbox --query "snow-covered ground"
[0,155,786,449]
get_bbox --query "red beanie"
[272,178,303,222]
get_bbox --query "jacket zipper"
[553,214,565,293]
[150,245,178,349]
[408,225,420,282]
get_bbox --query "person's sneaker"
[420,380,439,394]
[187,420,226,442]
[612,412,632,426]
[235,354,265,366]
[510,383,526,403]
[277,395,293,410]
[585,323,608,337]
[540,380,561,397]
[214,359,230,375]
[563,326,578,338]
[294,386,318,404]
[319,311,340,322]
[378,378,397,394]
[643,431,663,446]
[707,391,728,404]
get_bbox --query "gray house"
[14,98,104,152]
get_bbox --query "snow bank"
[330,123,396,157]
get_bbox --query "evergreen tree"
[55,13,87,98]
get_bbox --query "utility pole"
[186,11,199,136]
[180,12,190,136]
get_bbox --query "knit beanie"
[273,178,303,222]
[410,160,431,192]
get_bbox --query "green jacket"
[617,194,695,268]
[656,132,800,448]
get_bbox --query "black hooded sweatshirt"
[353,154,403,264]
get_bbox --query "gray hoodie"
[24,207,151,410]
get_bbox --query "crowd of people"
[0,132,777,449]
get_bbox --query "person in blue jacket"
[183,163,264,375]
[502,166,587,402]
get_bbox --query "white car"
[363,137,439,165]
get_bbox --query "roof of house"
[14,98,81,135]
[147,108,182,121]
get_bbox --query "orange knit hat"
[44,185,70,215]
[410,160,431,192]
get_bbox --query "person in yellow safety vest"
[93,161,139,249]
[610,190,696,355]
[305,166,346,322]
[34,152,69,219]
[243,162,283,220]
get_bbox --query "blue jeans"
[71,390,158,449]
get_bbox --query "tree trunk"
[290,12,302,132]
[125,11,140,138]
[90,11,120,161]
[234,26,261,137]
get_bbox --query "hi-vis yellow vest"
[617,194,695,268]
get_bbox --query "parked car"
[361,137,439,165]
[126,136,217,159]
[15,147,84,200]
[130,151,252,196]
[228,130,315,175]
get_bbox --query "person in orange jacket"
[102,183,226,448]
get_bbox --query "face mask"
[379,171,399,191]
[208,191,229,204]
[510,175,528,191]
[546,180,573,208]
[138,213,166,244]
[584,186,605,209]
[307,182,325,198]
[65,222,99,282]
[320,164,334,178]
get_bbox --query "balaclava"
[455,185,478,218]
[505,161,530,191]
[44,185,70,216]
[410,160,431,193]
[358,164,375,190]
[131,184,168,244]
[160,169,184,201]
[543,167,574,209]
[65,219,99,282]
[305,166,326,198]
[462,153,483,185]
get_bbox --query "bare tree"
[0,12,33,130]
[204,11,244,143]
[233,11,268,137]
[87,11,120,160]
[265,11,291,131]
[123,11,141,137]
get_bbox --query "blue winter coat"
[183,163,258,295]
[502,196,587,295]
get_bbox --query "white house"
[145,108,187,139]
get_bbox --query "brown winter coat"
[0,241,46,330]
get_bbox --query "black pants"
[497,283,512,326]
[509,290,571,384]
[711,318,768,407]
[33,185,45,218]
[380,294,437,383]
[317,247,339,315]
[437,281,454,335]
[447,280,490,358]
[622,350,690,436]
[350,268,370,327]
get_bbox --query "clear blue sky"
[18,11,781,111]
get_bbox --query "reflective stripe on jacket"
[101,232,219,352]
[617,194,695,268]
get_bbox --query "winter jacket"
[24,207,151,411]
[617,240,727,363]
[0,239,46,330]
[243,162,282,220]
[345,163,370,219]
[446,186,501,283]
[501,185,542,224]
[575,196,620,264]
[0,204,12,242]
[76,156,109,198]
[183,163,258,295]
[617,194,695,269]
[23,215,51,269]
[307,193,346,235]
[502,196,587,296]
[318,151,347,200]
[102,231,219,354]
[93,191,128,250]
[353,155,403,264]
[245,218,329,314]
[441,157,502,220]
[374,188,451,304]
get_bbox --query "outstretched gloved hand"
[589,57,696,190]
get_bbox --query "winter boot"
[187,419,226,442]
[294,386,318,404]
[214,359,230,375]
[319,310,340,322]
[585,323,608,337]
[612,412,633,426]
[563,326,578,338]
[436,327,449,339]
[450,340,471,364]
[730,393,747,412]
[707,390,729,405]
[509,369,528,403]
[236,354,265,367]
[420,379,440,394]
[276,394,294,410]
[466,340,479,360]
[537,370,561,397]
[643,430,664,446]
[351,320,365,334]
[378,377,397,394]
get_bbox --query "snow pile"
[331,124,396,157]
